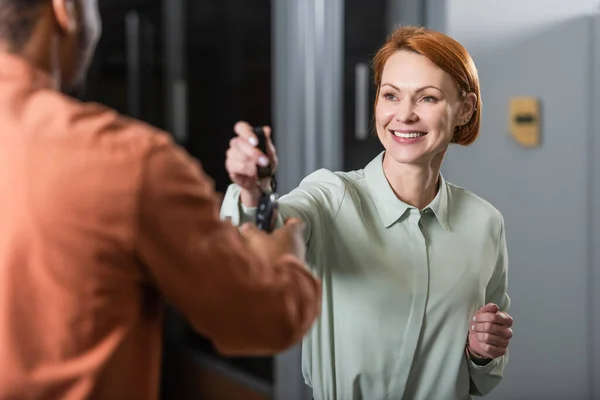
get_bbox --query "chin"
[384,149,426,165]
[382,137,425,164]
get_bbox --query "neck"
[0,46,60,90]
[0,14,61,89]
[382,152,444,209]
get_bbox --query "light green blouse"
[220,152,510,400]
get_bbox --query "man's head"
[0,0,101,93]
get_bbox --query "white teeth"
[393,131,425,138]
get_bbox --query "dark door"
[84,0,165,128]
[161,1,276,398]
[184,0,272,193]
[343,0,389,171]
[83,1,275,398]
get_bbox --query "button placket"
[388,209,430,398]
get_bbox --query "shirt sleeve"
[220,168,347,248]
[135,137,322,356]
[468,215,511,396]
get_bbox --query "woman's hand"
[467,303,514,363]
[225,121,278,207]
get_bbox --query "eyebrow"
[381,83,444,93]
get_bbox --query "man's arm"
[135,137,321,356]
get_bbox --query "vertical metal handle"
[172,80,188,143]
[164,0,186,141]
[125,11,141,119]
[355,63,370,140]
[143,18,156,123]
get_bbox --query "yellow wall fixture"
[509,97,541,148]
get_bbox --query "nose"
[395,100,418,123]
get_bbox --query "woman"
[221,26,514,400]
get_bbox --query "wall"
[430,1,600,398]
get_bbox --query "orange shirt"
[0,53,321,400]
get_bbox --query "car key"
[253,127,278,232]
[253,127,273,178]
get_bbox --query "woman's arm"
[468,215,511,396]
[220,169,347,246]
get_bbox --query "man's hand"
[467,303,514,362]
[240,217,306,263]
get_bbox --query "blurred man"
[0,0,321,398]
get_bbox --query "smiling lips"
[389,129,428,142]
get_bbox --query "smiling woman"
[221,25,514,400]
[372,27,482,147]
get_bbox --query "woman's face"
[375,50,474,167]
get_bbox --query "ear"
[52,0,78,34]
[455,92,478,128]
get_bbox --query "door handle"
[125,11,141,119]
[172,80,188,143]
[355,63,370,140]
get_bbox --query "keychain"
[253,127,278,232]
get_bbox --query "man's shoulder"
[24,89,176,154]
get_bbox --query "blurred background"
[82,0,600,398]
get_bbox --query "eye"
[382,92,398,101]
[421,95,438,103]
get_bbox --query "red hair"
[372,26,481,145]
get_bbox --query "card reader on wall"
[509,97,541,148]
